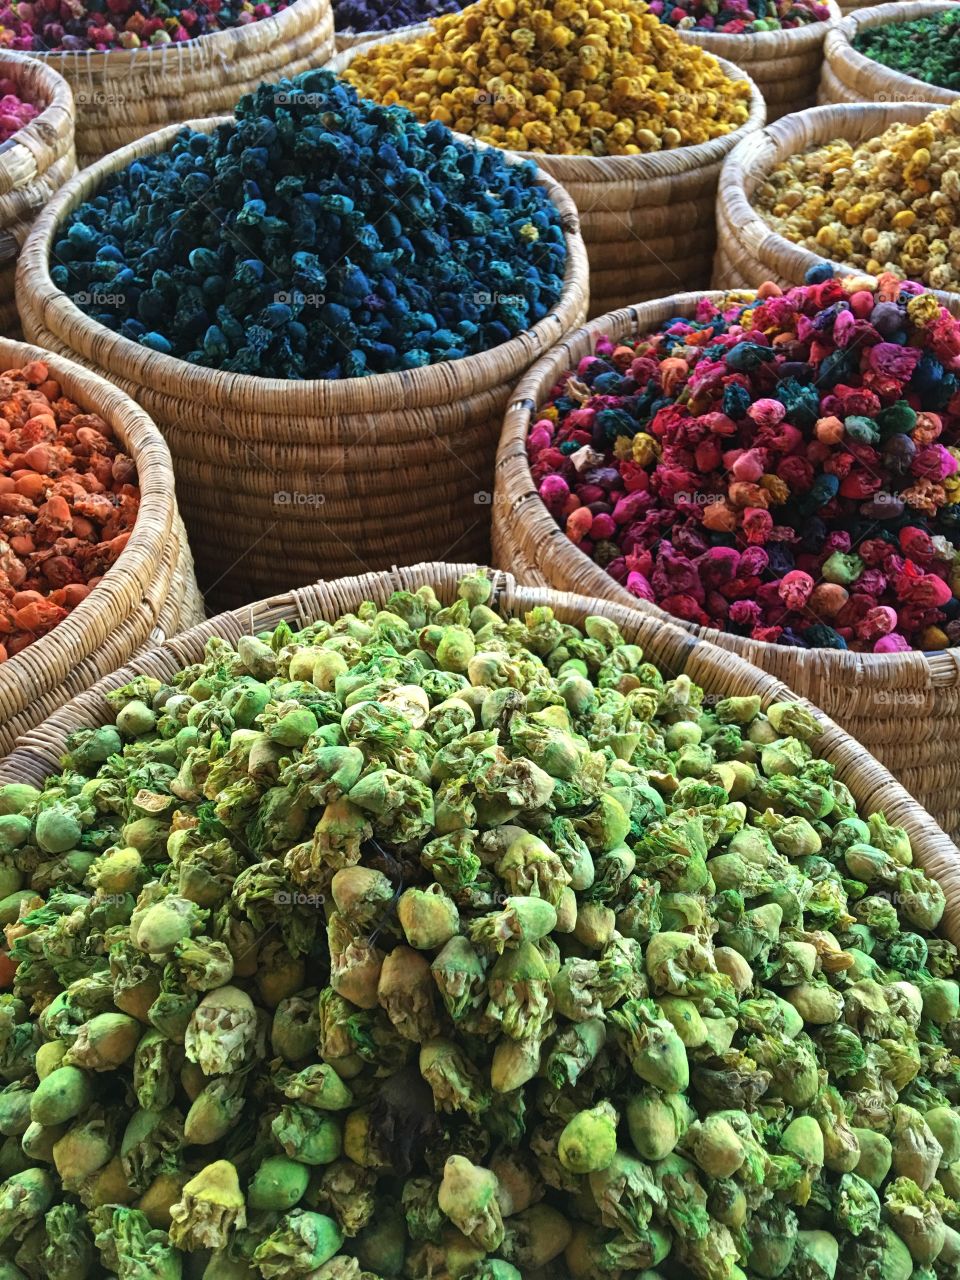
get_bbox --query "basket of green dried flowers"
[0,562,958,1279]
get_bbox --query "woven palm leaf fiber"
[492,292,960,841]
[0,52,75,337]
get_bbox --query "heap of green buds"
[1,572,960,1280]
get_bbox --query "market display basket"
[678,0,841,121]
[4,558,959,940]
[330,37,766,318]
[21,0,335,164]
[712,101,960,312]
[819,0,959,105]
[0,52,75,336]
[16,116,590,611]
[493,293,960,842]
[0,336,203,755]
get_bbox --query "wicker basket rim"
[328,40,767,180]
[677,0,841,51]
[334,18,429,41]
[0,51,74,191]
[4,559,959,939]
[0,335,183,696]
[716,100,960,312]
[17,114,589,414]
[824,0,960,102]
[20,0,324,68]
[494,290,960,681]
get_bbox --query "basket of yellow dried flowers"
[713,100,960,307]
[819,1,959,107]
[329,0,766,317]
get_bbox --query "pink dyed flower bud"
[778,571,814,609]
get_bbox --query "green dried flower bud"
[278,1063,353,1111]
[891,1106,943,1190]
[252,1211,344,1278]
[398,885,460,951]
[183,1072,246,1145]
[438,1156,504,1252]
[468,896,557,953]
[248,1155,311,1211]
[626,1090,693,1162]
[685,1115,746,1179]
[116,698,157,737]
[0,1169,54,1245]
[29,1066,93,1127]
[884,1177,946,1264]
[558,1101,618,1174]
[34,804,82,855]
[40,1201,96,1280]
[20,1118,65,1163]
[925,1105,960,1165]
[491,1034,543,1093]
[654,997,708,1048]
[420,1037,491,1117]
[52,1107,116,1182]
[0,1084,31,1138]
[169,1160,246,1251]
[785,981,844,1025]
[273,1104,342,1165]
[184,985,259,1076]
[0,783,40,815]
[920,977,960,1025]
[611,999,689,1092]
[766,703,821,742]
[572,901,616,949]
[853,1127,893,1188]
[134,894,207,956]
[330,866,395,927]
[835,1172,880,1239]
[62,1013,141,1071]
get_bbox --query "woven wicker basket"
[21,0,334,165]
[0,53,76,336]
[712,101,960,310]
[493,293,960,842]
[0,336,203,755]
[334,19,428,50]
[16,117,589,611]
[678,0,841,121]
[838,0,899,12]
[3,559,959,942]
[329,37,766,319]
[819,1,959,104]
